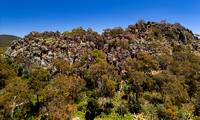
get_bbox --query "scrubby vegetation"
[0,20,200,119]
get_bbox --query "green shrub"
[25,51,29,55]
[173,45,182,52]
[43,35,48,39]
[56,30,61,34]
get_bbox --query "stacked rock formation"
[4,21,200,74]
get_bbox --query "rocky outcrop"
[4,21,200,74]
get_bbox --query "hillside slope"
[4,20,200,74]
[1,20,200,119]
[0,34,21,47]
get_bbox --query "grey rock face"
[33,57,41,65]
[10,51,18,60]
[179,31,187,45]
[104,44,109,53]
[41,45,48,52]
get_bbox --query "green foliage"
[194,33,200,37]
[52,59,71,74]
[157,54,173,69]
[85,98,102,120]
[28,67,50,104]
[55,30,61,34]
[62,30,70,35]
[22,69,30,79]
[128,96,141,114]
[88,60,117,90]
[0,77,31,119]
[137,52,159,72]
[153,70,177,90]
[137,18,145,25]
[173,45,182,52]
[106,112,120,120]
[25,51,29,55]
[92,49,106,63]
[103,27,124,38]
[162,82,189,105]
[143,91,162,104]
[0,56,17,89]
[43,35,48,39]
[1,49,199,119]
[70,27,86,38]
[177,109,185,119]
[127,24,137,34]
[53,73,86,102]
[124,52,159,74]
[72,111,85,120]
[142,103,159,120]
[195,89,200,116]
[0,48,6,54]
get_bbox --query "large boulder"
[103,44,109,53]
[10,51,18,60]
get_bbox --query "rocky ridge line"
[4,21,200,74]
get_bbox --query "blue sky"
[0,0,200,37]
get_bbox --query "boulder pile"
[4,21,200,74]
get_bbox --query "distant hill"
[0,35,21,47]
